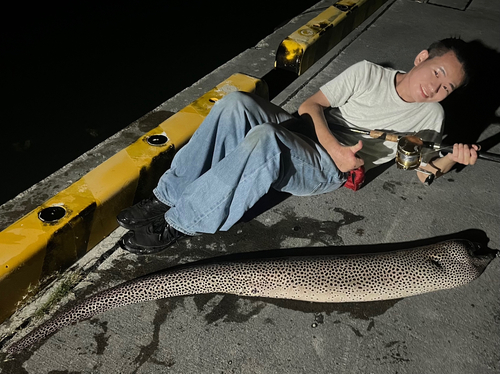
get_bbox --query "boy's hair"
[427,37,471,87]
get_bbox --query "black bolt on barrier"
[38,206,67,223]
[146,134,169,146]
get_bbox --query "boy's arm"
[298,91,364,173]
[416,143,479,183]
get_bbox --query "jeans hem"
[153,188,175,208]
[165,216,197,237]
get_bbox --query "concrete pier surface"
[1,0,499,373]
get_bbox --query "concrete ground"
[1,0,499,373]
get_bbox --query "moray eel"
[6,239,496,355]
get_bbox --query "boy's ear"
[414,49,430,66]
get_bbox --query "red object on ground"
[344,166,365,191]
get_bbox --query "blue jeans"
[153,92,346,235]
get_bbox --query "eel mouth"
[467,241,498,261]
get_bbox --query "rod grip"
[369,130,399,142]
[439,145,500,163]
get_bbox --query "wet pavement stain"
[363,340,411,365]
[311,313,324,328]
[382,181,411,200]
[194,294,266,324]
[89,319,109,355]
[131,298,179,373]
[367,319,375,331]
[382,181,402,194]
[375,340,410,364]
[333,320,363,337]
[190,206,366,256]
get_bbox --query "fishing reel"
[395,135,425,170]
[396,135,450,185]
[395,135,489,173]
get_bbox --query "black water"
[0,1,318,206]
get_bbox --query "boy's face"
[404,50,465,103]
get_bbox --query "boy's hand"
[297,91,364,172]
[446,143,479,165]
[417,143,479,184]
[328,140,364,172]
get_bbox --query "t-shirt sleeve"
[320,61,368,108]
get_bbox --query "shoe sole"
[118,231,186,255]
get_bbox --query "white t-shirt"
[320,60,444,170]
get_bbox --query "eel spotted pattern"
[6,239,496,354]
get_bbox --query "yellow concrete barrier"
[275,0,389,75]
[0,73,268,323]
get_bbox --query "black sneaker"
[117,194,169,230]
[118,216,186,254]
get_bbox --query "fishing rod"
[330,124,500,170]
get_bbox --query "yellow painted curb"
[275,0,389,75]
[0,73,268,323]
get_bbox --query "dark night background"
[0,1,318,205]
